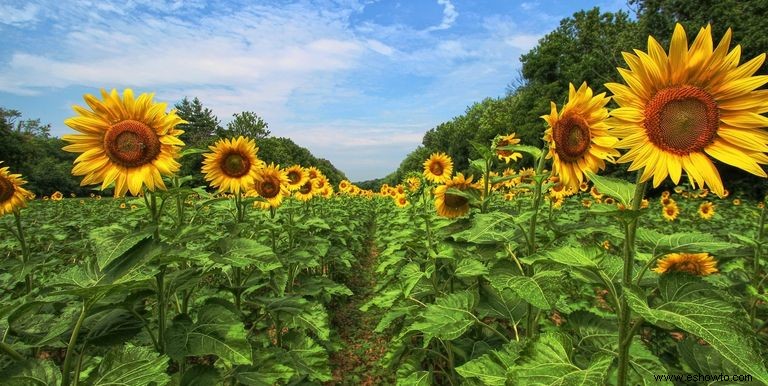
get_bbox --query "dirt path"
[326,239,394,385]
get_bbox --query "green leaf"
[84,344,170,386]
[584,171,636,206]
[454,258,489,278]
[456,341,522,385]
[397,371,431,386]
[489,269,558,309]
[0,359,60,386]
[215,238,279,271]
[289,303,331,341]
[179,365,220,386]
[504,144,542,159]
[400,263,425,297]
[281,335,331,382]
[166,303,252,366]
[451,212,526,244]
[529,246,601,269]
[84,308,144,346]
[636,229,738,254]
[98,237,161,286]
[625,274,768,384]
[511,333,611,385]
[729,233,759,248]
[409,291,476,344]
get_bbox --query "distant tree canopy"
[380,0,768,196]
[1,100,346,195]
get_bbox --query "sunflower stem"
[750,200,766,327]
[0,340,24,362]
[616,174,647,386]
[61,300,89,386]
[481,157,491,213]
[13,211,31,294]
[524,147,548,338]
[155,266,167,354]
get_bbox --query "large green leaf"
[625,274,768,384]
[214,238,279,271]
[84,308,144,346]
[456,341,522,385]
[454,258,489,278]
[289,303,331,341]
[636,229,738,254]
[98,236,161,286]
[409,291,477,344]
[0,359,60,386]
[84,344,169,386]
[166,303,252,366]
[510,333,611,385]
[489,268,559,309]
[281,335,331,382]
[450,212,526,244]
[528,246,601,269]
[400,262,424,297]
[397,371,431,385]
[584,171,636,206]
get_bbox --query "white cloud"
[505,34,541,50]
[366,39,395,56]
[426,0,458,31]
[520,2,539,11]
[0,3,40,26]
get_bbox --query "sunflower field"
[3,23,768,386]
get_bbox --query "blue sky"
[0,0,630,181]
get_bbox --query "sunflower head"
[607,24,768,197]
[295,178,318,201]
[51,191,64,201]
[394,194,409,208]
[63,89,186,197]
[202,136,264,194]
[423,152,454,183]
[733,198,741,206]
[339,180,351,193]
[542,82,619,188]
[653,252,718,276]
[662,203,680,221]
[252,163,289,209]
[285,165,309,191]
[306,166,322,181]
[493,133,522,163]
[0,163,34,216]
[661,197,676,207]
[405,175,422,194]
[698,201,715,220]
[434,173,480,218]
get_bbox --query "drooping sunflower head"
[252,163,290,210]
[493,133,522,163]
[202,136,264,194]
[434,173,480,218]
[662,203,680,221]
[62,89,186,197]
[653,252,718,276]
[0,163,34,216]
[405,175,422,194]
[698,201,715,220]
[542,82,620,189]
[423,152,454,183]
[284,165,309,191]
[607,24,768,197]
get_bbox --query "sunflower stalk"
[616,174,647,386]
[61,300,90,386]
[0,340,24,362]
[524,146,548,338]
[750,200,767,326]
[13,211,32,294]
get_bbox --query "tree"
[174,97,220,147]
[217,111,271,139]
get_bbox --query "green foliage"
[217,111,271,139]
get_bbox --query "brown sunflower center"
[220,152,251,178]
[259,179,280,198]
[429,162,444,176]
[668,260,707,275]
[553,114,591,162]
[104,120,161,168]
[497,139,512,157]
[287,170,302,184]
[444,192,468,209]
[0,175,14,202]
[299,181,313,194]
[645,86,719,154]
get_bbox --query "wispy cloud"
[0,3,40,26]
[426,0,458,31]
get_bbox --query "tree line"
[369,0,767,197]
[0,99,347,196]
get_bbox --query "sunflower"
[661,197,676,207]
[733,198,741,206]
[295,179,317,201]
[51,191,64,201]
[202,136,263,194]
[285,165,309,191]
[607,24,768,197]
[641,199,650,209]
[62,88,186,197]
[494,133,523,163]
[306,166,322,181]
[252,163,289,209]
[661,190,671,199]
[579,182,589,192]
[604,197,616,205]
[406,176,422,193]
[423,152,454,183]
[394,195,409,208]
[0,163,34,216]
[542,82,620,188]
[653,252,718,276]
[582,199,593,208]
[698,201,715,220]
[321,186,334,198]
[434,173,480,218]
[549,183,574,200]
[338,179,351,193]
[662,203,680,221]
[674,186,685,194]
